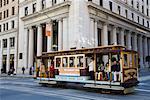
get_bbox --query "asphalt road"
[0,72,150,100]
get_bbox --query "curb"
[0,74,34,78]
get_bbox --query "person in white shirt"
[88,57,94,80]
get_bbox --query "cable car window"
[124,54,128,66]
[77,56,84,67]
[69,57,75,67]
[56,58,61,68]
[129,54,133,68]
[63,57,68,67]
[134,54,137,68]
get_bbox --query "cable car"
[36,45,139,94]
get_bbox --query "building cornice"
[19,0,36,7]
[87,2,150,33]
[0,28,18,36]
[0,15,18,23]
[113,0,150,19]
[21,1,71,21]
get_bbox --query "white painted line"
[135,88,150,93]
[139,75,150,81]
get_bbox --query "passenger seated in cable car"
[49,62,55,78]
[104,62,110,81]
[97,61,107,81]
[111,58,120,82]
[88,57,94,80]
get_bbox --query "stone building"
[16,0,150,73]
[0,0,19,74]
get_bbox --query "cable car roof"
[38,45,137,58]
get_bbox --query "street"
[0,71,150,100]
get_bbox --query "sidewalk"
[0,73,34,78]
[139,68,150,77]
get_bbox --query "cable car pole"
[94,52,97,85]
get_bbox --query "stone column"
[138,35,144,67]
[112,26,117,45]
[120,28,125,46]
[6,38,10,73]
[14,36,18,74]
[102,23,108,46]
[28,27,34,68]
[102,22,108,65]
[47,23,52,52]
[90,19,94,47]
[36,0,42,11]
[58,19,63,51]
[62,18,68,50]
[94,20,98,47]
[133,33,138,51]
[127,31,132,50]
[143,36,148,67]
[37,25,42,57]
[0,40,3,73]
[24,28,28,69]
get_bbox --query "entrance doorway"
[52,20,58,51]
[2,55,7,73]
[10,54,14,71]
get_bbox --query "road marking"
[0,85,114,100]
[139,83,150,86]
[139,75,150,81]
[135,88,150,93]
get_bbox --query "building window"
[3,39,7,48]
[109,1,112,11]
[11,20,15,29]
[42,0,46,9]
[100,0,103,6]
[147,8,149,16]
[7,0,9,4]
[131,0,133,7]
[147,21,149,28]
[125,9,128,18]
[19,53,23,59]
[6,9,9,17]
[137,16,139,23]
[10,37,15,47]
[142,19,144,26]
[3,24,5,31]
[117,6,121,15]
[12,6,15,15]
[4,0,6,6]
[0,25,1,32]
[0,12,2,20]
[25,7,28,16]
[3,10,6,18]
[142,5,144,13]
[137,1,139,10]
[132,13,134,20]
[33,3,36,13]
[6,22,8,30]
[52,0,57,5]
[0,0,2,7]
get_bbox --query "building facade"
[17,0,150,74]
[0,0,19,74]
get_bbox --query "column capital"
[57,18,63,22]
[103,22,108,26]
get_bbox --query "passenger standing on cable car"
[111,58,120,82]
[49,62,55,78]
[88,57,94,80]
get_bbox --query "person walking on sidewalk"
[22,67,25,74]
